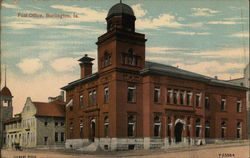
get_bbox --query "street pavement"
[1,142,249,158]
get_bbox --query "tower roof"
[107,2,134,18]
[0,86,12,97]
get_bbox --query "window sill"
[127,102,136,104]
[154,102,161,105]
[167,103,193,107]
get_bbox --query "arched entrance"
[175,122,183,143]
[90,119,96,142]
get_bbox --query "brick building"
[62,2,248,151]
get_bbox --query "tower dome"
[0,86,12,97]
[106,2,136,32]
[107,2,134,18]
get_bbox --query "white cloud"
[50,57,79,72]
[39,52,58,61]
[2,3,18,9]
[136,14,183,30]
[71,51,97,56]
[231,32,249,38]
[147,46,195,54]
[184,22,204,28]
[131,4,147,18]
[207,21,238,25]
[189,48,249,59]
[17,58,43,74]
[3,22,38,29]
[191,8,220,17]
[146,56,180,62]
[170,31,211,35]
[173,61,245,80]
[48,25,84,29]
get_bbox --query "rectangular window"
[88,90,96,106]
[89,91,93,106]
[93,90,96,105]
[104,87,109,104]
[79,95,83,108]
[44,121,48,126]
[173,89,178,104]
[79,121,83,138]
[196,93,201,107]
[69,100,73,111]
[237,122,242,139]
[55,132,58,142]
[237,101,242,112]
[154,87,160,103]
[167,89,172,104]
[55,122,58,126]
[205,97,209,110]
[180,90,185,105]
[127,86,136,103]
[44,137,48,145]
[221,99,226,111]
[187,91,192,106]
[61,122,64,126]
[61,132,64,142]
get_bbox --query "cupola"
[106,2,136,32]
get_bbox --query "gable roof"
[33,100,65,117]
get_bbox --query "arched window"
[79,120,83,138]
[70,122,74,138]
[237,122,242,139]
[122,48,140,66]
[154,116,161,137]
[221,121,226,138]
[195,119,201,137]
[205,121,210,138]
[128,115,136,137]
[104,117,109,137]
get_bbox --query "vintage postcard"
[0,0,249,158]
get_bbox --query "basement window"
[237,122,242,139]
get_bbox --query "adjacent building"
[62,2,248,151]
[229,64,250,136]
[3,96,66,149]
[0,78,13,148]
[3,114,22,148]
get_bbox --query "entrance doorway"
[90,119,96,142]
[175,122,183,143]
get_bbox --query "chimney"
[214,76,218,79]
[78,54,95,78]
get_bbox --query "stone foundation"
[65,137,205,151]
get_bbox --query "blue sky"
[1,0,249,114]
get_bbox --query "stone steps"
[77,142,101,152]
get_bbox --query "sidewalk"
[2,141,248,158]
